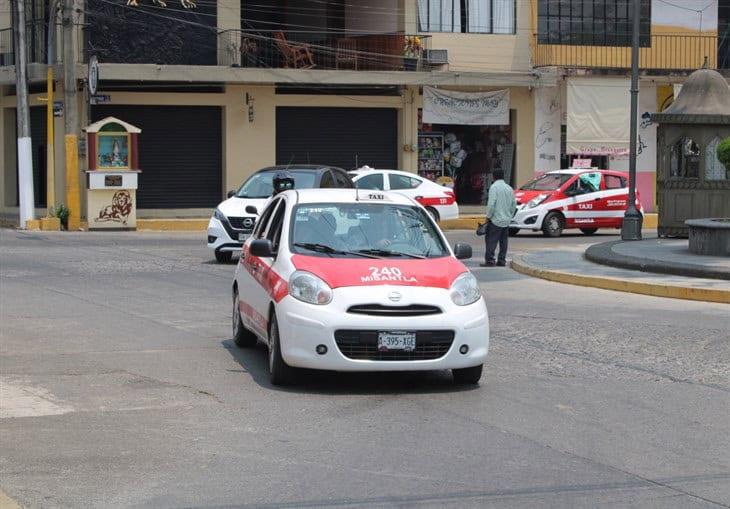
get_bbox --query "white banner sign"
[423,87,510,125]
[534,85,562,174]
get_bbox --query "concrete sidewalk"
[512,249,730,304]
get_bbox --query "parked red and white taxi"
[511,169,643,237]
[348,168,459,222]
[232,188,488,385]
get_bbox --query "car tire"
[232,289,257,348]
[426,207,440,223]
[580,228,598,235]
[215,250,232,263]
[541,211,564,237]
[268,311,295,386]
[508,227,520,237]
[452,364,483,385]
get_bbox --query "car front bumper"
[275,286,489,371]
[510,205,547,230]
[207,217,244,252]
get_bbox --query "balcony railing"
[533,33,722,71]
[219,30,431,71]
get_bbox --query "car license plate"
[377,331,416,351]
[238,233,249,241]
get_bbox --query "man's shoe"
[496,261,507,267]
[480,261,496,267]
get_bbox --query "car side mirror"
[453,243,472,260]
[227,190,236,198]
[245,205,258,215]
[249,239,274,257]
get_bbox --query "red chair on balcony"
[274,31,315,69]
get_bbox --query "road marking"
[0,489,21,509]
[0,378,73,419]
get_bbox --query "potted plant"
[403,36,422,71]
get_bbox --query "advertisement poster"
[423,87,510,125]
[534,86,562,175]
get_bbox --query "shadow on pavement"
[221,339,480,395]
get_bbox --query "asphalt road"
[1,228,728,509]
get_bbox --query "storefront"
[417,87,515,206]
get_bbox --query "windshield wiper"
[356,248,426,259]
[294,243,380,259]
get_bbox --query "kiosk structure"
[84,117,141,230]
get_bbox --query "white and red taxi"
[348,168,459,222]
[511,169,643,237]
[232,188,488,385]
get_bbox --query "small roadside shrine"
[651,67,730,237]
[83,117,142,230]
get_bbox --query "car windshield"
[520,173,573,191]
[236,170,318,198]
[290,203,448,258]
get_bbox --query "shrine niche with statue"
[84,117,142,230]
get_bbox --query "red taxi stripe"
[242,246,288,303]
[415,195,456,207]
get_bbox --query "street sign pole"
[621,0,643,240]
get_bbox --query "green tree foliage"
[718,137,730,171]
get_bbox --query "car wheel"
[426,207,440,223]
[215,250,232,263]
[508,227,520,237]
[268,311,295,386]
[541,211,564,237]
[232,289,257,348]
[580,228,598,235]
[452,364,483,385]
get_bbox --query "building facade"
[1,0,727,219]
[0,0,547,220]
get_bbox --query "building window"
[705,136,728,181]
[670,137,700,179]
[418,0,515,34]
[537,0,651,47]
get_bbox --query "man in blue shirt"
[481,169,517,267]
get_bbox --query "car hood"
[514,189,553,205]
[291,255,467,289]
[216,196,269,217]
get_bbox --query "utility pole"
[43,0,61,215]
[62,0,80,230]
[621,0,643,240]
[13,0,36,228]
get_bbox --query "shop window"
[605,174,626,189]
[705,136,728,181]
[670,137,700,179]
[355,173,384,190]
[418,0,515,34]
[389,174,421,190]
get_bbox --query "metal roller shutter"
[92,105,222,209]
[276,107,397,170]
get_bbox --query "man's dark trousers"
[484,221,509,265]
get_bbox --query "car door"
[598,173,629,228]
[563,172,603,229]
[239,198,281,337]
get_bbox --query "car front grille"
[221,216,254,240]
[347,304,442,317]
[334,330,455,361]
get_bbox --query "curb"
[136,218,209,231]
[440,213,658,231]
[585,240,730,281]
[510,255,730,304]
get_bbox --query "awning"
[566,77,630,156]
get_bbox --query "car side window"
[333,170,353,188]
[355,173,384,190]
[320,171,335,188]
[266,201,287,252]
[605,175,625,189]
[389,174,419,190]
[253,198,279,238]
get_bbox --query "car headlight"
[289,271,333,305]
[526,194,548,208]
[214,208,227,222]
[449,272,481,306]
